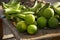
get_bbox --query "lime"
[37,17,47,29]
[43,8,54,19]
[27,25,37,34]
[16,21,27,32]
[25,14,35,24]
[48,17,58,28]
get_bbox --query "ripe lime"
[16,21,27,32]
[43,8,54,19]
[37,17,47,28]
[25,14,35,24]
[48,17,58,28]
[27,25,37,34]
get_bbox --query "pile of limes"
[3,0,60,34]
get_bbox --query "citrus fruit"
[25,14,35,24]
[16,21,27,32]
[37,17,47,29]
[48,17,58,28]
[27,25,37,34]
[43,8,54,19]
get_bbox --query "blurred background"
[0,0,60,6]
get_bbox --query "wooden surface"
[0,6,3,40]
[0,11,3,40]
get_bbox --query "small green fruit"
[37,17,47,28]
[48,17,58,28]
[16,21,27,32]
[27,25,37,34]
[43,8,54,19]
[25,14,35,24]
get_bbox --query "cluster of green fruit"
[3,0,60,34]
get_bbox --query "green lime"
[25,14,35,24]
[16,21,27,32]
[43,8,54,19]
[27,25,37,34]
[48,17,58,28]
[37,17,47,29]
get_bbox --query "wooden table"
[0,6,15,40]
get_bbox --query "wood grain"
[0,6,3,40]
[3,34,14,40]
